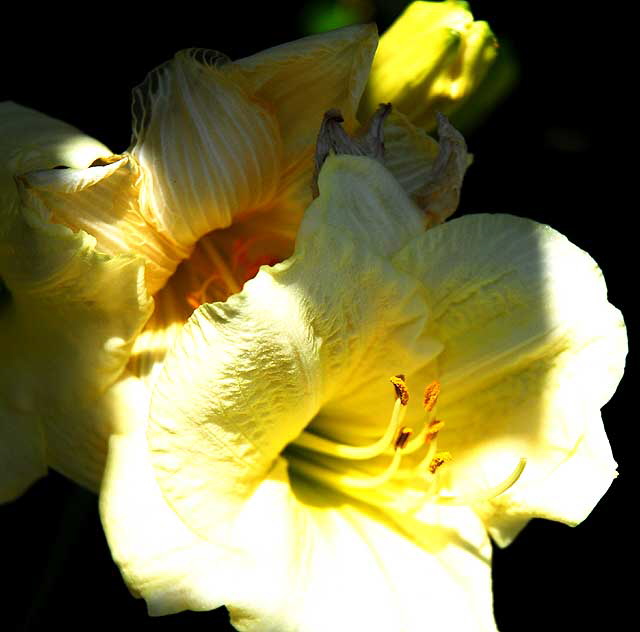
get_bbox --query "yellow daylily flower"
[99,131,625,629]
[1,23,467,501]
[360,1,498,130]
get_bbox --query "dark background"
[2,2,633,630]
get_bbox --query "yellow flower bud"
[359,1,498,129]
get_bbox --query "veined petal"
[393,213,626,525]
[148,155,439,540]
[102,430,497,632]
[236,24,378,164]
[22,156,189,294]
[130,49,283,248]
[1,184,153,491]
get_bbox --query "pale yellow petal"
[393,213,626,526]
[383,110,470,225]
[236,24,378,164]
[22,155,189,294]
[130,49,283,248]
[102,429,497,631]
[101,430,230,615]
[302,154,425,254]
[480,410,618,546]
[228,472,497,632]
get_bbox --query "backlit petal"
[130,49,282,248]
[101,430,229,615]
[480,409,618,547]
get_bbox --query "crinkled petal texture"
[129,25,377,249]
[102,153,624,631]
[0,104,153,499]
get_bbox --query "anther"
[390,375,409,406]
[428,451,452,474]
[437,458,528,505]
[394,427,413,450]
[423,381,441,412]
[425,420,444,443]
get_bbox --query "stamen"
[403,418,444,455]
[199,237,242,296]
[293,376,409,460]
[438,458,527,505]
[428,451,452,474]
[289,428,409,490]
[425,420,445,442]
[394,427,413,450]
[390,374,409,405]
[423,381,441,412]
[402,381,442,455]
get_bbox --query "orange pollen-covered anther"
[425,419,445,444]
[428,451,452,474]
[423,380,441,412]
[394,427,413,450]
[390,375,409,406]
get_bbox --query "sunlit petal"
[103,430,497,631]
[393,213,626,520]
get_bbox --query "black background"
[2,2,633,630]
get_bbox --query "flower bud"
[359,1,498,130]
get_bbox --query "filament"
[437,458,527,505]
[293,397,407,460]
